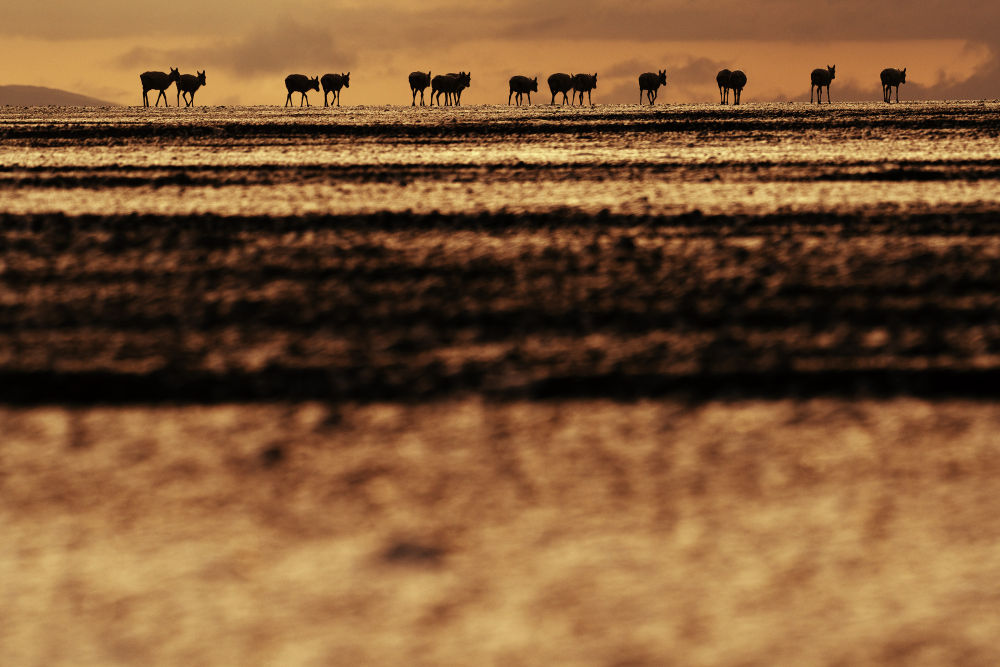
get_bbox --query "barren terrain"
[2,102,1000,665]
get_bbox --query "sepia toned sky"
[0,0,997,105]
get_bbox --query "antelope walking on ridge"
[638,70,667,105]
[810,65,835,104]
[430,72,470,106]
[547,73,573,105]
[572,73,597,106]
[285,74,319,106]
[880,67,906,103]
[449,72,471,105]
[321,73,350,107]
[430,74,454,105]
[716,69,732,104]
[508,76,538,105]
[728,70,747,105]
[140,68,180,107]
[178,71,206,107]
[409,71,431,105]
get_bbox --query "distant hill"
[0,85,118,106]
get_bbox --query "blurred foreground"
[4,399,1000,665]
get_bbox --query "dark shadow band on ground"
[4,107,1000,143]
[5,209,1000,234]
[4,161,1000,189]
[5,368,1000,405]
[5,210,1000,405]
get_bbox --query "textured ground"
[2,103,1000,665]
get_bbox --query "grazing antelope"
[321,72,350,107]
[716,69,732,104]
[548,73,574,105]
[728,70,747,105]
[140,68,180,107]
[409,71,431,105]
[508,75,538,105]
[880,67,906,103]
[178,70,206,107]
[285,74,319,107]
[638,70,667,105]
[810,65,835,104]
[572,73,597,106]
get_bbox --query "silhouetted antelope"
[430,74,452,105]
[508,76,538,105]
[409,71,431,105]
[810,65,835,104]
[430,72,470,106]
[728,70,747,105]
[285,74,319,107]
[178,70,206,107]
[450,72,471,105]
[321,72,350,107]
[572,73,597,106]
[716,69,732,104]
[547,73,574,105]
[638,70,667,105]
[140,68,180,107]
[880,67,906,103]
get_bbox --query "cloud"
[913,42,1000,99]
[667,57,731,85]
[603,59,649,79]
[114,20,354,77]
[780,40,1000,101]
[597,56,729,103]
[7,0,1000,44]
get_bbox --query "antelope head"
[658,69,667,85]
[343,72,350,87]
[169,67,180,82]
[198,70,206,85]
[311,76,319,90]
[828,65,836,79]
[900,68,907,83]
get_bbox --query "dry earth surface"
[2,103,1000,665]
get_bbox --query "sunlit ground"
[2,102,1000,665]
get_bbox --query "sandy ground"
[4,399,1000,665]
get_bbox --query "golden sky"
[0,0,996,105]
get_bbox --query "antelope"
[430,74,452,105]
[728,70,747,105]
[810,65,835,104]
[285,74,319,107]
[548,73,573,105]
[638,70,667,105]
[572,73,597,106]
[140,68,180,107]
[409,71,431,105]
[321,72,350,107]
[449,72,471,105]
[430,72,470,106]
[716,69,732,104]
[508,75,538,105]
[178,70,206,107]
[880,67,906,103]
